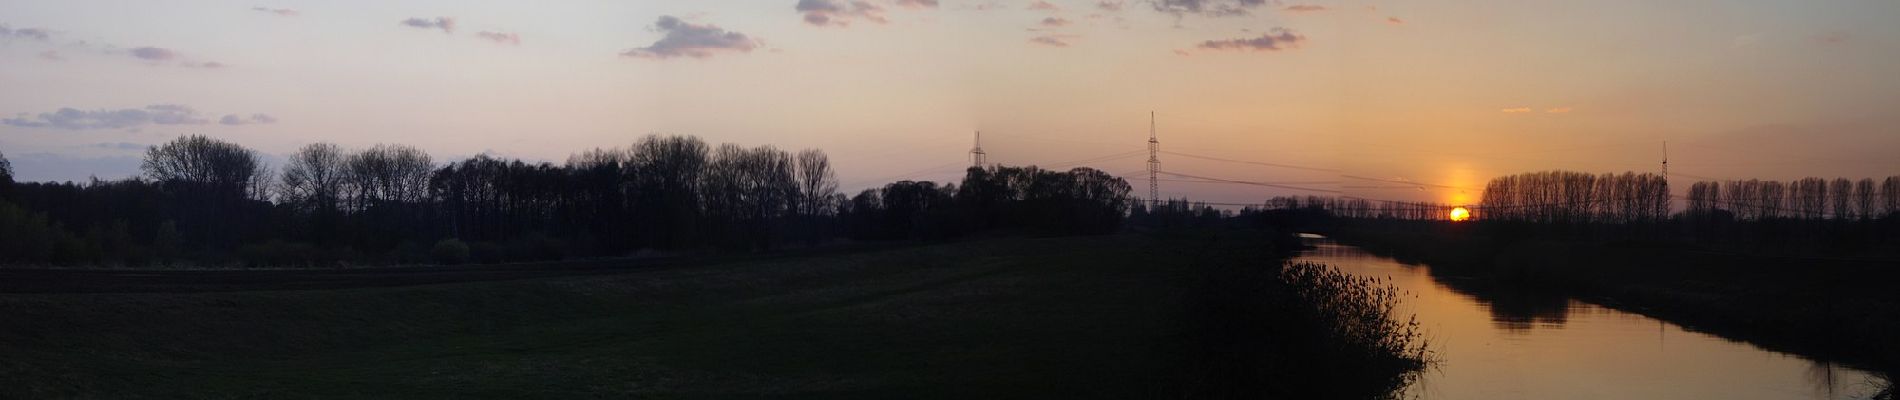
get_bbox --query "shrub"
[238,240,322,268]
[431,238,471,265]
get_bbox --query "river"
[1292,235,1887,399]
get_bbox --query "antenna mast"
[971,130,986,167]
[1148,112,1160,206]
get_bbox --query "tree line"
[1222,171,1899,224]
[1685,177,1900,221]
[1477,171,1671,223]
[0,135,1130,267]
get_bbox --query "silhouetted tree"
[703,144,797,250]
[143,135,264,199]
[629,135,708,250]
[279,143,350,213]
[1854,178,1878,222]
[142,135,268,249]
[1830,178,1854,220]
[792,149,839,244]
[1793,178,1828,220]
[0,149,12,200]
[347,144,434,210]
[1478,171,1666,223]
[1883,176,1900,218]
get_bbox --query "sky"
[2,0,1897,205]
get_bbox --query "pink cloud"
[798,0,889,27]
[476,31,521,45]
[622,16,761,59]
[1195,28,1307,52]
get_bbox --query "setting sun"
[1449,207,1472,222]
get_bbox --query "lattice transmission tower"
[971,130,986,167]
[1148,112,1160,206]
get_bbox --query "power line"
[842,159,969,189]
[1043,150,1147,169]
[1338,174,1473,190]
[1156,171,1342,193]
[1160,150,1340,173]
[1167,179,1342,185]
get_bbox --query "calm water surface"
[1293,235,1886,400]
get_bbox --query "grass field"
[1,232,1424,399]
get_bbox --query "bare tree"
[1829,178,1854,220]
[0,149,11,185]
[703,144,797,248]
[347,144,434,209]
[1686,181,1719,215]
[142,135,263,198]
[248,162,275,203]
[1758,180,1786,220]
[1853,178,1877,221]
[1792,178,1828,220]
[279,143,350,212]
[629,135,709,250]
[1884,176,1900,219]
[1723,180,1756,220]
[794,149,839,217]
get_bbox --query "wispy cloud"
[250,7,298,16]
[3,104,220,130]
[1040,17,1071,27]
[1028,1,1061,12]
[92,142,148,151]
[1500,107,1533,113]
[1097,1,1125,11]
[621,16,761,60]
[220,113,279,125]
[1386,16,1404,25]
[797,0,888,27]
[1545,107,1572,114]
[400,17,457,33]
[1152,0,1269,17]
[129,47,177,61]
[1814,31,1849,44]
[895,0,939,8]
[476,31,521,45]
[961,1,1007,11]
[1029,34,1076,47]
[0,24,52,41]
[1194,28,1306,52]
[1283,4,1326,12]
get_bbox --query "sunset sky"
[3,0,1896,204]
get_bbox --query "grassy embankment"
[1323,221,1899,374]
[1,231,1425,399]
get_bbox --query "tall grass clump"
[1874,371,1894,400]
[1184,250,1430,399]
[1279,261,1432,393]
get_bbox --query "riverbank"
[1322,221,1900,374]
[1,232,1424,398]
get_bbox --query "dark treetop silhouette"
[0,134,1130,267]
